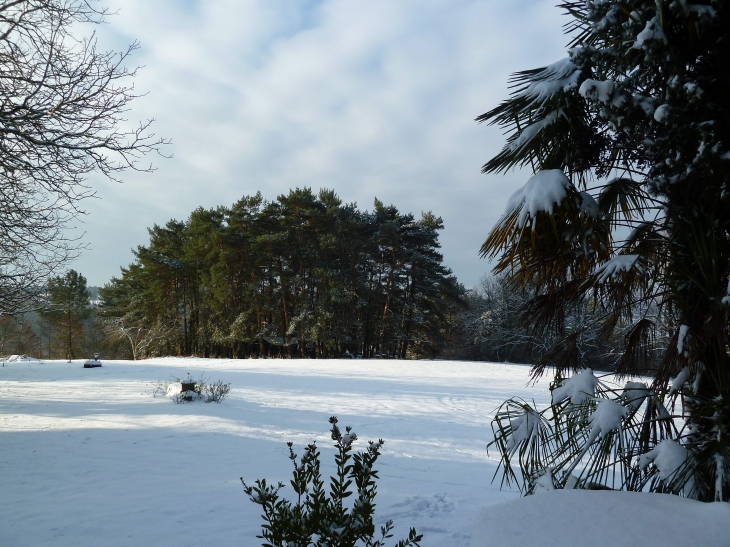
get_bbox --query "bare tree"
[101,316,174,360]
[0,0,168,315]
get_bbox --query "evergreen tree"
[100,189,463,360]
[480,1,729,501]
[42,270,90,360]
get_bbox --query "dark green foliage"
[100,188,464,359]
[479,1,730,501]
[241,417,422,547]
[41,270,91,360]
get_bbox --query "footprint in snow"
[387,493,456,519]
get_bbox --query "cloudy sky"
[70,0,568,288]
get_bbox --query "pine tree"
[100,190,463,360]
[480,1,729,501]
[43,270,90,360]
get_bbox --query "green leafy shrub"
[241,416,423,547]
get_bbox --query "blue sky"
[71,0,567,288]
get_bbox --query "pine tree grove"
[99,188,464,359]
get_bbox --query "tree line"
[0,270,101,361]
[448,274,670,370]
[95,188,464,359]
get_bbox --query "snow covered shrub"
[241,416,423,547]
[478,0,730,502]
[160,374,231,404]
[202,379,231,403]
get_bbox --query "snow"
[1,358,726,547]
[2,354,43,363]
[578,78,614,103]
[551,368,599,405]
[622,381,649,410]
[587,399,628,442]
[470,490,730,547]
[723,278,730,305]
[578,191,599,218]
[503,169,572,228]
[654,103,670,123]
[639,439,694,496]
[505,406,540,453]
[687,3,717,17]
[592,254,640,283]
[533,469,555,492]
[508,110,561,153]
[517,58,580,107]
[633,16,666,49]
[677,324,689,354]
[670,366,691,395]
[0,357,548,547]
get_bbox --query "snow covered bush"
[241,416,423,547]
[154,374,231,404]
[202,379,231,403]
[479,0,730,501]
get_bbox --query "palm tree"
[480,0,729,501]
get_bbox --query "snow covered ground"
[0,358,727,547]
[471,489,730,547]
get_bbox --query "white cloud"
[70,0,567,287]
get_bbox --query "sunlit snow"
[2,358,727,547]
[0,357,546,546]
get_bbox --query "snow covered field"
[0,358,542,546]
[1,358,728,547]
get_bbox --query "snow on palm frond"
[500,170,573,229]
[517,58,581,108]
[489,370,684,496]
[551,368,600,405]
[592,255,641,284]
[640,439,694,496]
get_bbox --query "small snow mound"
[677,324,689,354]
[633,16,666,49]
[551,369,599,405]
[654,103,669,123]
[578,191,599,218]
[533,469,555,492]
[3,354,43,363]
[518,58,580,107]
[508,111,562,154]
[506,407,541,452]
[166,382,182,396]
[639,439,694,495]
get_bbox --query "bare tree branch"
[0,0,169,315]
